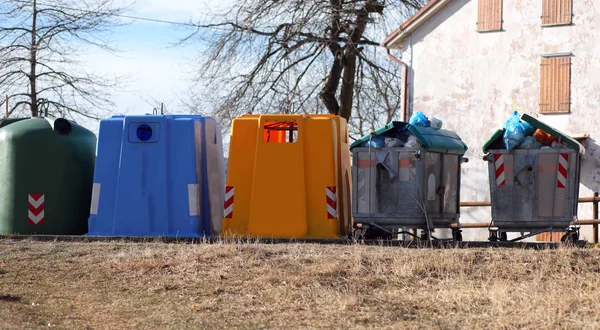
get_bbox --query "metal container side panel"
[352,147,459,228]
[0,118,95,235]
[203,118,225,236]
[248,115,308,238]
[352,148,426,220]
[397,150,424,218]
[221,117,259,235]
[488,149,579,230]
[304,117,340,238]
[352,149,385,216]
[424,152,442,215]
[442,154,460,215]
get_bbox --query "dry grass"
[1,239,600,329]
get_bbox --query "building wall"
[396,0,600,240]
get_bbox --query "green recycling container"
[0,117,96,235]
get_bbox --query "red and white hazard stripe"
[224,186,234,218]
[28,193,45,225]
[326,186,337,219]
[494,154,506,187]
[557,153,569,189]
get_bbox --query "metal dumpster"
[482,114,585,242]
[350,121,468,240]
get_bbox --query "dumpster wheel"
[560,231,579,244]
[488,230,498,242]
[452,229,463,242]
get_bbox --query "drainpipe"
[386,48,408,122]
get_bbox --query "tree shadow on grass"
[0,294,21,303]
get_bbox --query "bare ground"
[1,239,600,329]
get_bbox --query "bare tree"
[349,49,403,139]
[183,0,425,131]
[0,0,130,119]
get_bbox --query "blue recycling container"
[87,115,225,237]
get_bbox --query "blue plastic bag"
[409,112,431,127]
[503,111,527,151]
[521,121,535,136]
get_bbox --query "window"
[539,55,571,114]
[477,0,503,32]
[542,0,572,26]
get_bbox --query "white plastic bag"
[430,117,443,129]
[405,135,422,148]
[385,137,404,148]
[516,136,541,149]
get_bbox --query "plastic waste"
[533,129,557,146]
[516,136,541,149]
[430,117,443,129]
[409,111,431,127]
[367,135,385,148]
[521,121,535,136]
[385,137,404,148]
[503,111,527,151]
[405,135,422,148]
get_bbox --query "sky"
[79,0,231,132]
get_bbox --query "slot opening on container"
[263,122,298,143]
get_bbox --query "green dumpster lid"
[481,129,505,152]
[350,121,468,155]
[482,114,585,154]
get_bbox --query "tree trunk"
[29,0,38,117]
[319,0,343,116]
[320,45,343,115]
[338,2,374,121]
[338,54,356,121]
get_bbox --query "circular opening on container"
[136,124,153,141]
[54,118,72,135]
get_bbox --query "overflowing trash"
[350,113,468,241]
[356,112,443,149]
[482,112,585,243]
[502,111,571,151]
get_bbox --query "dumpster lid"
[350,121,468,155]
[482,114,585,154]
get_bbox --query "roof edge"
[382,0,453,49]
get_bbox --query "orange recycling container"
[222,114,352,239]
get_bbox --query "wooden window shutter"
[540,56,571,114]
[542,0,573,26]
[477,0,503,31]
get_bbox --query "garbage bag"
[503,111,527,151]
[430,117,443,129]
[521,121,535,136]
[516,136,541,149]
[385,137,404,148]
[405,135,423,148]
[409,111,431,127]
[368,135,385,148]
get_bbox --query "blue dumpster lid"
[350,121,468,155]
[482,114,585,154]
